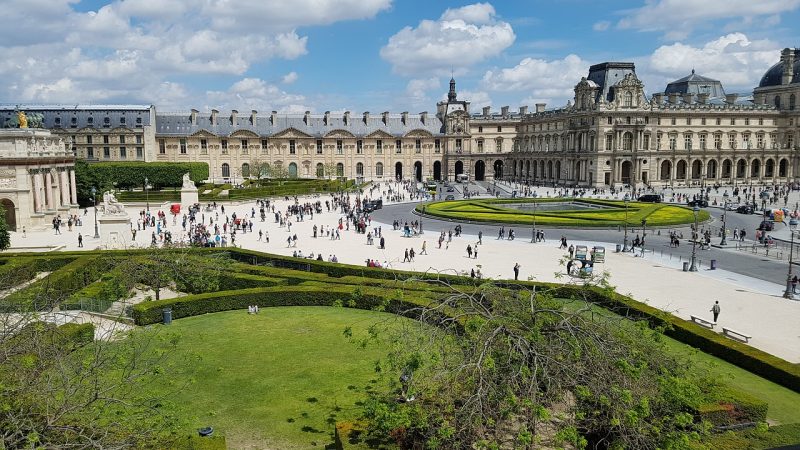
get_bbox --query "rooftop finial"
[448,75,457,102]
[691,68,695,74]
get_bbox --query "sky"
[1,0,799,114]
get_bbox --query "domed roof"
[665,69,725,98]
[759,49,800,88]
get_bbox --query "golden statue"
[17,111,27,128]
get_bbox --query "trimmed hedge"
[705,423,800,450]
[78,161,209,190]
[57,322,96,346]
[0,255,76,290]
[226,179,355,200]
[696,386,768,425]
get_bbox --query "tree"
[0,205,10,250]
[270,163,290,185]
[354,276,706,449]
[249,157,272,182]
[115,250,230,301]
[323,162,337,180]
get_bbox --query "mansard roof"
[665,70,726,98]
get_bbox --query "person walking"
[473,247,478,259]
[421,241,427,255]
[403,248,410,263]
[710,301,721,323]
[513,262,520,280]
[466,245,473,258]
[77,233,83,248]
[478,230,483,245]
[792,275,798,294]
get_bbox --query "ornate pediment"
[190,129,217,138]
[403,128,433,138]
[574,77,599,91]
[229,129,260,138]
[272,127,313,139]
[324,129,356,139]
[365,130,395,139]
[615,73,644,89]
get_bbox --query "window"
[201,139,207,151]
[376,140,383,154]
[701,118,706,125]
[71,117,78,127]
[415,139,421,153]
[136,147,143,159]
[395,139,402,153]
[624,91,633,107]
[316,163,324,177]
[686,118,692,125]
[241,139,248,152]
[357,140,363,154]
[497,126,502,132]
[103,135,109,144]
[316,139,323,154]
[119,147,126,159]
[376,162,383,177]
[728,133,736,149]
[671,117,676,125]
[136,135,142,144]
[103,146,110,158]
[788,135,794,148]
[626,116,631,125]
[241,163,250,178]
[262,139,269,152]
[477,140,484,152]
[699,134,706,149]
[120,135,126,144]
[336,140,343,155]
[221,139,228,154]
[745,118,750,126]
[356,162,364,176]
[684,134,692,150]
[54,117,61,127]
[623,133,633,151]
[478,126,483,133]
[120,116,126,125]
[336,163,344,177]
[790,94,797,110]
[716,118,721,125]
[669,136,676,150]
[743,133,751,149]
[158,139,165,154]
[757,133,764,148]
[771,133,778,149]
[656,132,662,149]
[643,134,650,149]
[775,95,782,109]
[730,118,735,125]
[87,135,93,144]
[714,133,721,149]
[759,118,764,126]
[434,139,440,152]
[136,117,142,127]
[608,117,613,125]
[103,117,110,127]
[180,139,187,154]
[605,134,613,151]
[87,147,94,158]
[289,140,296,155]
[455,138,462,151]
[221,163,230,178]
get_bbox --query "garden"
[417,197,711,227]
[1,248,799,449]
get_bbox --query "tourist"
[403,248,410,263]
[568,244,574,259]
[710,301,721,323]
[421,241,427,255]
[77,233,83,248]
[466,245,473,258]
[513,262,520,280]
[478,230,483,245]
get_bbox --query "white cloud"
[482,54,588,105]
[593,20,610,31]
[455,89,492,108]
[380,2,515,75]
[206,78,310,113]
[615,0,800,37]
[202,0,392,31]
[405,77,441,108]
[643,33,780,90]
[281,71,299,84]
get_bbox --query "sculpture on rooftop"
[17,111,27,128]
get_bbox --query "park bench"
[689,315,716,329]
[722,327,752,343]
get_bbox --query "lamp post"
[144,176,150,212]
[784,230,797,299]
[622,194,630,252]
[640,218,647,257]
[91,186,100,239]
[530,196,538,243]
[720,199,729,246]
[689,205,699,271]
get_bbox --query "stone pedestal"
[98,213,133,249]
[181,186,199,207]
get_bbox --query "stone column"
[33,171,44,213]
[59,169,70,207]
[44,171,53,210]
[69,169,77,204]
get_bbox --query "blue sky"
[1,0,798,113]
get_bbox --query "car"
[758,220,774,231]
[446,187,455,192]
[444,195,455,201]
[687,199,708,208]
[637,194,662,203]
[736,205,755,214]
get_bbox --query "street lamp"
[530,195,538,243]
[689,205,699,272]
[784,230,797,299]
[720,199,729,246]
[144,176,150,211]
[91,186,100,239]
[622,194,630,252]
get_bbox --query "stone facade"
[0,129,77,231]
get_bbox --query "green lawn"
[146,307,400,449]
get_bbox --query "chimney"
[482,106,491,116]
[270,111,277,125]
[420,111,427,124]
[343,111,350,126]
[304,111,310,125]
[535,103,546,113]
[382,111,389,125]
[782,48,795,85]
[210,109,218,126]
[652,93,664,104]
[500,105,509,116]
[668,93,680,105]
[230,109,238,125]
[401,111,408,125]
[324,111,330,125]
[725,93,738,105]
[697,93,709,104]
[519,106,528,115]
[682,93,694,104]
[363,111,369,124]
[190,109,198,125]
[250,110,257,125]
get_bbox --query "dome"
[759,48,800,88]
[665,70,725,98]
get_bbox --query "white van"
[456,174,469,184]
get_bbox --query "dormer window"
[87,117,93,125]
[120,117,126,125]
[103,117,110,127]
[623,92,633,107]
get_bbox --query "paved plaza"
[8,181,800,363]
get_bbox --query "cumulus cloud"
[454,89,492,108]
[643,33,780,90]
[615,0,800,38]
[206,78,310,113]
[281,71,299,84]
[593,20,610,31]
[380,2,515,75]
[481,54,588,104]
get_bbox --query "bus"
[456,174,469,184]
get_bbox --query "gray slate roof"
[0,104,152,129]
[665,70,726,98]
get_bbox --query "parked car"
[758,220,774,231]
[637,194,662,203]
[687,199,709,208]
[446,186,455,192]
[362,199,383,212]
[736,205,755,214]
[444,195,456,201]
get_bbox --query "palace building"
[3,47,799,188]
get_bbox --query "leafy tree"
[249,157,272,181]
[323,162,337,180]
[0,205,10,250]
[115,251,229,301]
[270,163,290,185]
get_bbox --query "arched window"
[288,162,298,178]
[376,162,384,177]
[623,132,633,151]
[336,163,344,177]
[356,162,364,176]
[775,95,781,109]
[791,94,796,111]
[221,163,230,178]
[316,163,324,178]
[623,91,633,107]
[241,163,250,178]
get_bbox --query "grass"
[141,307,401,449]
[418,198,710,227]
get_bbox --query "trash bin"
[682,262,689,272]
[162,308,172,325]
[615,244,621,253]
[710,259,717,270]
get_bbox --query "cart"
[592,246,605,263]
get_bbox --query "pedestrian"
[467,245,473,258]
[421,241,427,255]
[710,301,721,323]
[478,230,483,245]
[473,247,478,259]
[568,244,575,259]
[403,248,410,262]
[77,233,83,248]
[793,275,798,294]
[513,262,520,280]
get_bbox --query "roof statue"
[17,111,27,128]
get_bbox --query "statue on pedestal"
[182,173,197,189]
[102,191,125,215]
